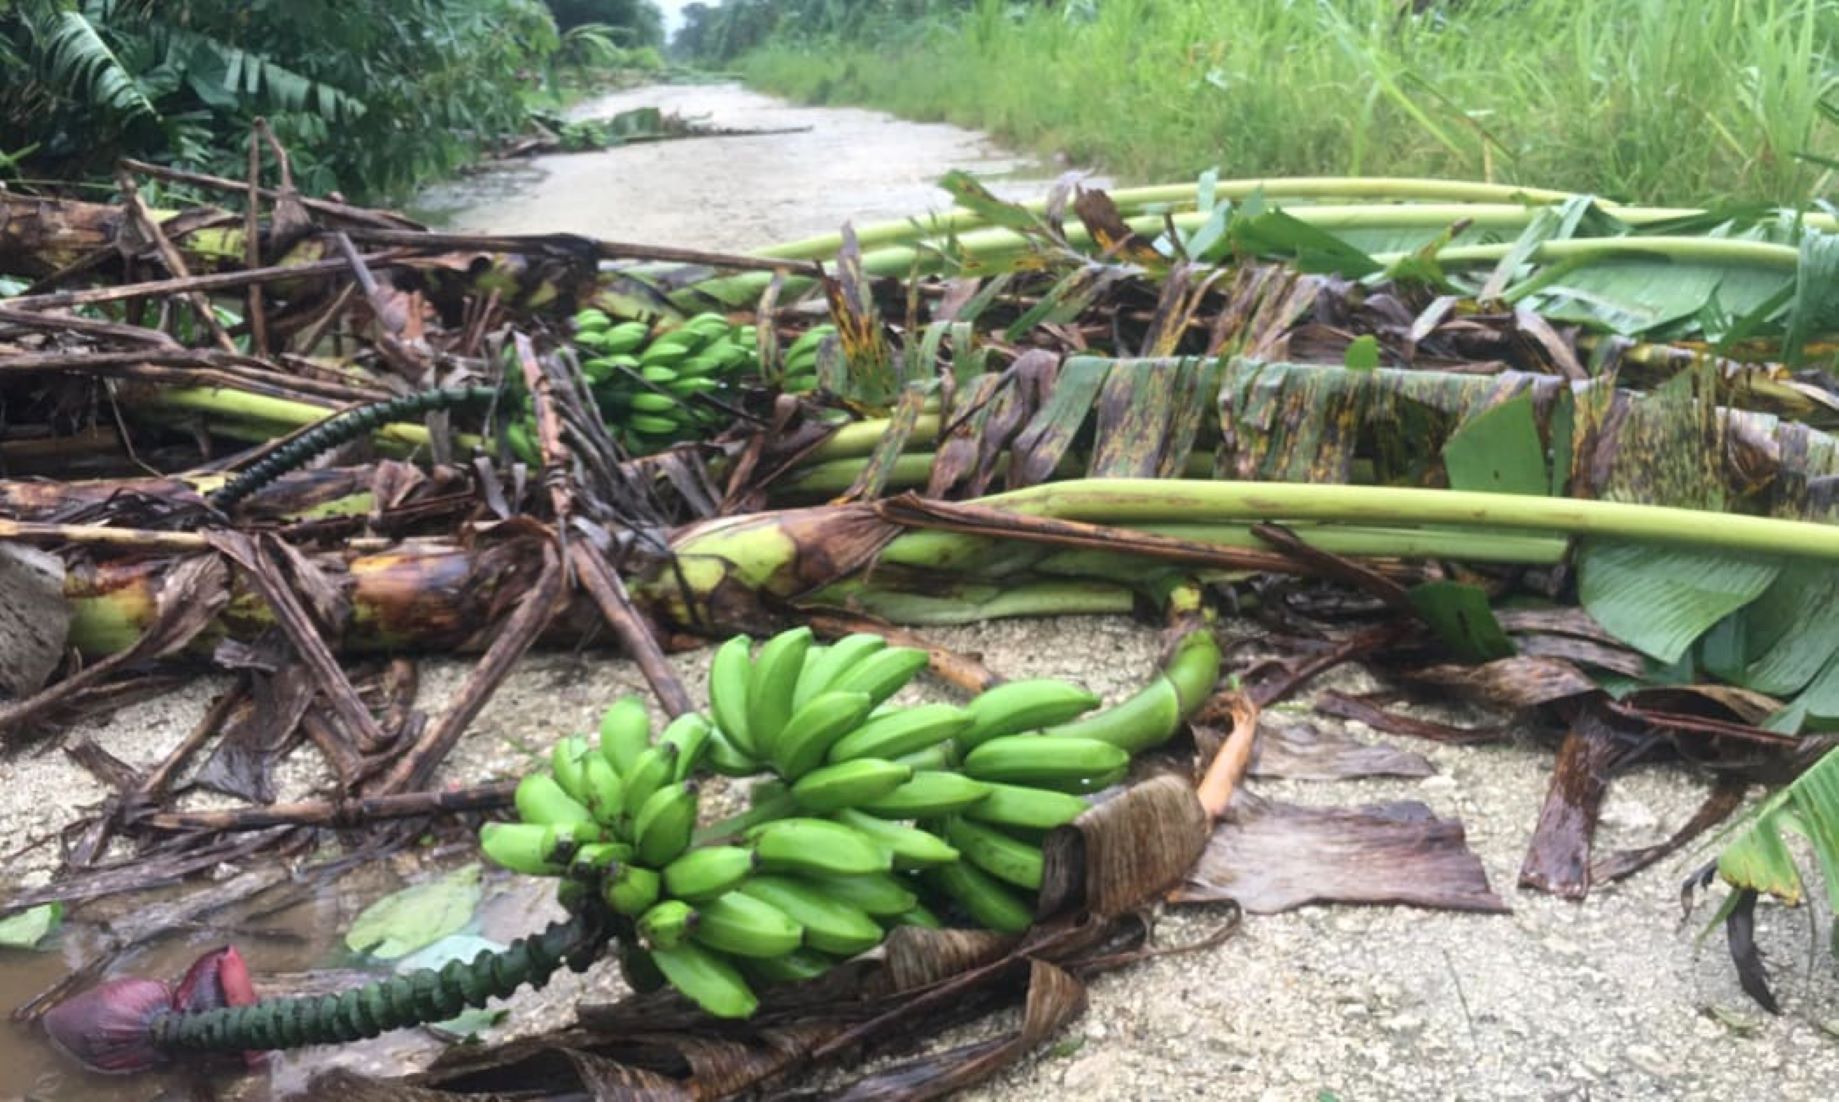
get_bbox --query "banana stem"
[750,176,1732,263]
[693,200,1815,305]
[148,912,604,1055]
[977,478,1839,561]
[140,386,486,456]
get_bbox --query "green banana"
[704,728,762,777]
[573,308,613,333]
[634,782,699,867]
[707,634,757,757]
[598,695,653,776]
[798,870,919,917]
[565,841,630,881]
[603,321,651,353]
[893,744,958,772]
[692,891,804,959]
[1164,629,1223,714]
[747,818,892,877]
[640,365,680,385]
[740,948,838,986]
[827,702,972,764]
[637,899,698,950]
[640,337,694,366]
[957,680,1102,751]
[829,807,960,868]
[963,782,1089,832]
[827,646,931,709]
[883,902,943,930]
[941,816,1045,891]
[772,690,876,779]
[581,756,626,826]
[926,860,1034,935]
[961,736,1129,793]
[859,771,991,818]
[746,627,814,762]
[791,759,913,813]
[794,633,888,710]
[663,845,758,902]
[481,822,566,876]
[649,942,758,1019]
[1041,675,1182,755]
[622,744,679,820]
[514,773,595,830]
[739,876,884,955]
[629,413,682,435]
[630,391,681,414]
[660,712,715,781]
[604,863,662,916]
[550,736,594,803]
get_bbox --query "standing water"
[1,83,1090,1099]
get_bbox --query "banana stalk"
[54,478,1839,658]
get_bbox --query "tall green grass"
[742,0,1839,206]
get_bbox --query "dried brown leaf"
[1247,718,1436,780]
[1176,791,1507,914]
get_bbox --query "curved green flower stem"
[148,911,607,1055]
[211,386,498,509]
[978,479,1839,562]
[751,176,1715,264]
[140,387,489,498]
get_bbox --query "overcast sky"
[654,0,693,38]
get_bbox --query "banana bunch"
[479,691,918,1020]
[502,310,761,462]
[777,324,835,394]
[477,625,1219,1020]
[698,627,1130,938]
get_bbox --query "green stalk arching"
[748,176,1728,264]
[976,479,1839,563]
[687,201,1815,306]
[147,913,604,1055]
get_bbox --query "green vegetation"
[0,0,663,201]
[706,0,1839,207]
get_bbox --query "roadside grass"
[742,0,1839,206]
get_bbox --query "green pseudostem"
[147,911,607,1054]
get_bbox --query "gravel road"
[4,82,1834,1101]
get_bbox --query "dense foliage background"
[676,0,1839,207]
[0,0,663,200]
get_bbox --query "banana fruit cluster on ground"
[500,311,836,461]
[479,625,1220,1020]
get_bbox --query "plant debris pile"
[5,151,1839,1094]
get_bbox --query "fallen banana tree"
[10,157,1839,1092]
